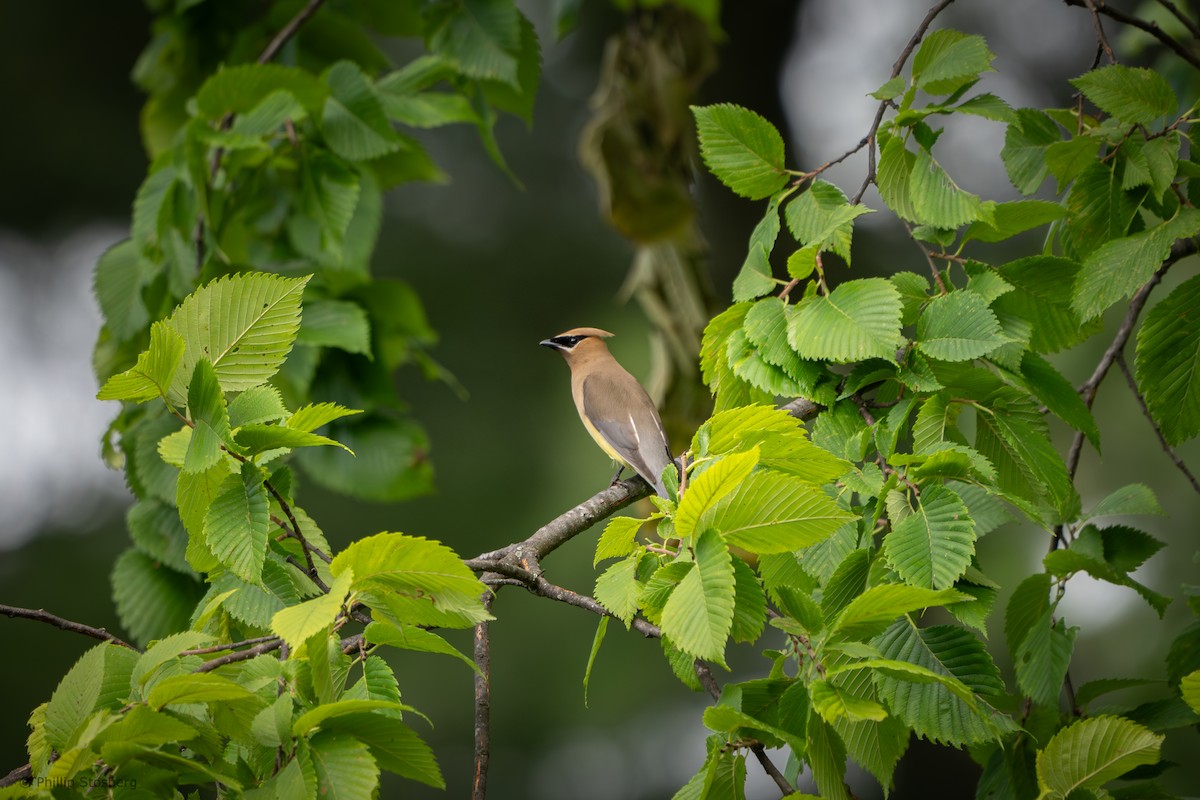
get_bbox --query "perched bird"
[541,327,675,498]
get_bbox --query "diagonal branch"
[1082,0,1118,63]
[1115,354,1200,494]
[851,0,957,204]
[1068,238,1199,477]
[0,604,136,650]
[1063,0,1200,71]
[258,0,326,65]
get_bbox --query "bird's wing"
[581,371,672,492]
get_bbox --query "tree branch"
[1154,0,1200,41]
[851,0,957,204]
[196,638,283,672]
[472,594,495,800]
[1063,0,1200,71]
[1116,354,1200,494]
[1068,238,1199,477]
[0,604,136,650]
[0,764,31,790]
[258,0,327,64]
[1082,0,1118,64]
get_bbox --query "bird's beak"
[539,338,560,349]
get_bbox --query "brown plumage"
[540,327,675,498]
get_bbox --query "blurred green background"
[1,1,1198,798]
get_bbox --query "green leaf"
[660,529,736,665]
[364,620,480,674]
[478,13,541,122]
[788,278,904,363]
[830,584,969,641]
[874,621,1011,745]
[692,103,789,200]
[583,616,608,707]
[93,239,150,342]
[112,549,204,646]
[1061,160,1143,262]
[184,359,231,474]
[811,680,888,723]
[293,699,413,737]
[1073,208,1200,321]
[317,714,443,789]
[594,554,642,628]
[147,673,252,709]
[910,147,986,228]
[204,461,270,585]
[426,0,522,85]
[1002,109,1060,195]
[167,272,310,402]
[234,424,352,456]
[309,730,380,800]
[912,30,995,95]
[594,515,647,566]
[288,402,363,433]
[701,303,772,411]
[701,470,854,554]
[1181,670,1200,715]
[296,416,433,501]
[878,133,919,220]
[44,644,137,751]
[730,557,766,643]
[331,532,490,628]
[1045,136,1102,190]
[1044,529,1170,616]
[952,92,1016,123]
[807,718,850,800]
[732,200,782,302]
[1035,716,1164,799]
[228,385,288,428]
[784,180,874,264]
[177,460,230,572]
[1074,677,1160,709]
[963,200,1066,244]
[975,389,1079,522]
[871,76,906,100]
[1005,573,1052,658]
[97,321,185,403]
[883,485,976,590]
[1070,65,1177,125]
[298,299,372,355]
[1020,352,1101,450]
[321,61,401,161]
[1135,274,1200,444]
[195,63,327,118]
[272,569,354,650]
[915,290,1005,361]
[1089,484,1163,520]
[676,448,760,539]
[1014,608,1077,705]
[993,256,1092,353]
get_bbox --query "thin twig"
[1154,0,1200,40]
[1063,0,1200,71]
[1082,0,1118,63]
[851,0,957,205]
[180,635,278,656]
[1116,354,1200,494]
[693,662,795,796]
[472,593,495,800]
[258,0,327,64]
[196,638,283,672]
[0,764,31,789]
[0,604,135,650]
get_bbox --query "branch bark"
[0,604,136,650]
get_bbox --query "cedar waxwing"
[541,327,675,498]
